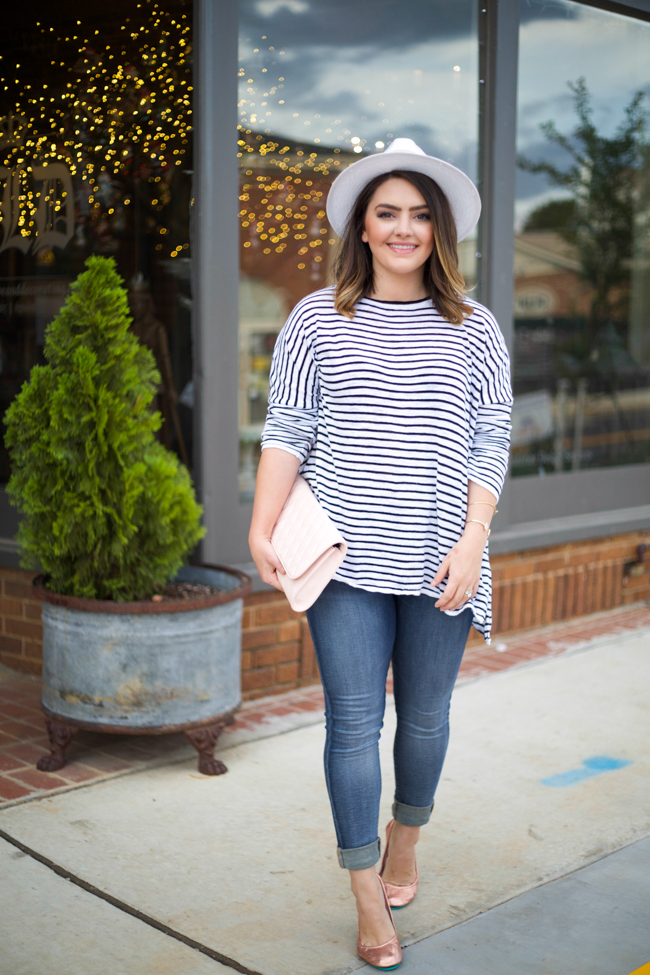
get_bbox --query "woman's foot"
[351,868,397,947]
[352,871,402,969]
[381,821,419,886]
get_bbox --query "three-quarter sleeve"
[467,312,513,500]
[261,303,319,463]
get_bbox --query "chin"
[385,260,425,274]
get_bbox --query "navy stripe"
[261,287,513,642]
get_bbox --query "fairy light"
[236,121,355,275]
[237,46,363,274]
[0,0,192,259]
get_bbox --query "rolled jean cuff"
[392,800,434,827]
[337,837,381,870]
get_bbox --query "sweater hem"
[331,573,489,639]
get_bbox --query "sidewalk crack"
[0,826,264,975]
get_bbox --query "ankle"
[350,866,383,901]
[391,821,420,849]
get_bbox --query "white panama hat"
[325,137,481,242]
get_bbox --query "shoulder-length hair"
[332,169,472,324]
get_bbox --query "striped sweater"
[261,287,512,641]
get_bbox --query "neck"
[369,264,428,302]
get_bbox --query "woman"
[249,138,512,970]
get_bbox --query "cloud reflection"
[239,3,479,177]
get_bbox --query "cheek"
[418,223,435,250]
[364,218,387,247]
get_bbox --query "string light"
[236,131,354,273]
[0,0,192,260]
[237,46,360,275]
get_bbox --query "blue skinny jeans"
[306,580,473,870]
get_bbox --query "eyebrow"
[373,203,429,211]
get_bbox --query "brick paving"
[0,600,648,807]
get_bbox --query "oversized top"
[261,288,512,641]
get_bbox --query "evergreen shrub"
[4,256,205,601]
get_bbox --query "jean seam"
[321,681,346,851]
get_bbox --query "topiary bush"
[4,255,205,601]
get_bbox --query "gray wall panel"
[478,0,520,529]
[510,465,650,524]
[194,0,253,564]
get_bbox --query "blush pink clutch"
[270,475,347,612]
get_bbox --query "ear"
[361,229,369,243]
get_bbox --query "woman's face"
[361,177,434,279]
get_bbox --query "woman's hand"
[248,447,301,591]
[431,524,486,611]
[249,534,286,591]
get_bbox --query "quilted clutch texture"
[270,475,347,612]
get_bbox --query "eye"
[377,210,395,218]
[415,212,431,220]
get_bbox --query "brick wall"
[241,591,317,700]
[490,529,650,638]
[0,571,45,676]
[463,529,650,647]
[2,527,649,693]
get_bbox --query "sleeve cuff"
[467,470,504,501]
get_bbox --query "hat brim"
[325,151,481,242]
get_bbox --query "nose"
[394,213,414,237]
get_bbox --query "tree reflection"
[518,78,648,380]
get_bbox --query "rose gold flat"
[379,819,418,909]
[356,876,403,970]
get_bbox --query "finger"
[260,561,285,590]
[431,556,451,588]
[265,547,286,576]
[438,578,473,611]
[466,575,481,599]
[435,580,461,610]
[263,570,284,591]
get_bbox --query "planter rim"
[33,563,252,614]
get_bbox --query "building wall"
[2,528,649,696]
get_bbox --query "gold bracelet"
[465,519,491,537]
[468,501,498,512]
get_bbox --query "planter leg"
[184,723,228,776]
[37,719,78,772]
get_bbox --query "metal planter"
[35,564,252,776]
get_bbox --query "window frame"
[184,0,650,565]
[478,0,650,552]
[1,0,649,569]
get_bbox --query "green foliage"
[4,256,205,600]
[518,79,648,333]
[523,198,576,234]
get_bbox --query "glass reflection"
[0,1,194,483]
[513,0,650,477]
[238,0,479,500]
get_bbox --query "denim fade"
[306,579,473,871]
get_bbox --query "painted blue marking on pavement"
[541,755,632,788]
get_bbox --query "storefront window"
[237,0,479,500]
[512,0,650,477]
[0,1,194,484]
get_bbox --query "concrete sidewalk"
[377,836,650,975]
[1,626,649,975]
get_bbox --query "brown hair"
[333,169,472,324]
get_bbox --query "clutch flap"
[271,475,346,579]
